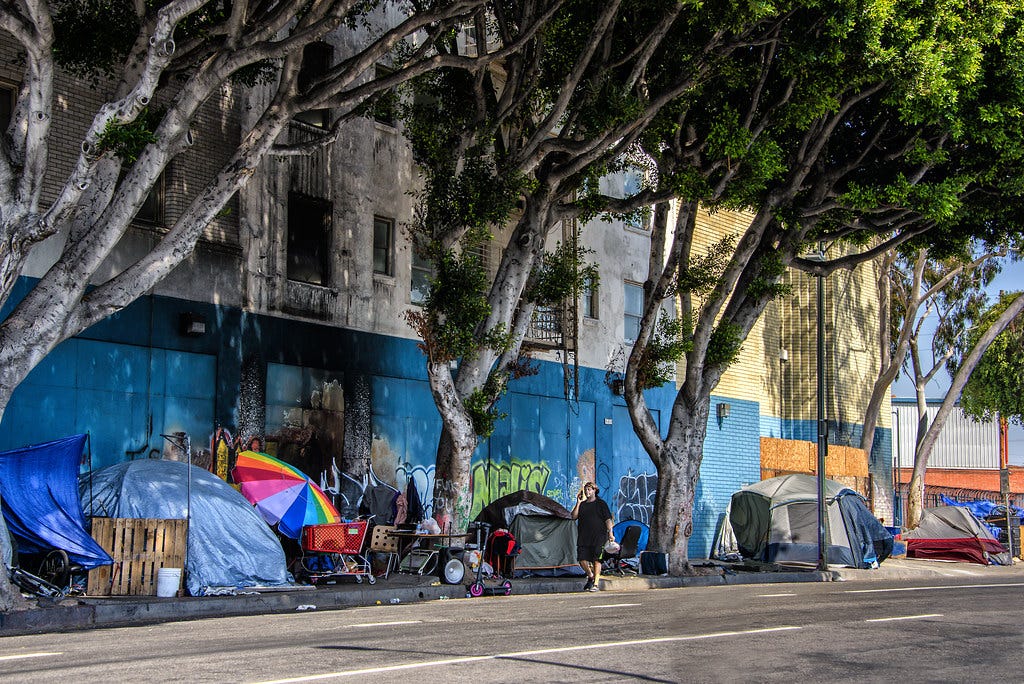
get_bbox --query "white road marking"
[346,620,421,628]
[845,582,1024,594]
[250,626,801,683]
[865,614,942,623]
[0,652,62,662]
[758,593,796,597]
[590,603,642,609]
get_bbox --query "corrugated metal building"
[892,398,999,470]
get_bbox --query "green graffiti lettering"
[470,459,552,520]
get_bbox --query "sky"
[890,257,1024,465]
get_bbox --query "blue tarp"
[0,434,113,570]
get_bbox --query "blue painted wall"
[1,280,766,558]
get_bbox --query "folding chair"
[368,524,400,579]
[605,524,642,576]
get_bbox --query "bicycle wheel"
[10,567,64,600]
[38,549,70,590]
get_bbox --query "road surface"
[1,577,1020,682]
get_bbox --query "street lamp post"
[810,247,829,572]
[816,265,829,570]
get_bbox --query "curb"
[0,570,834,637]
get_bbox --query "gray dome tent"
[727,474,893,568]
[81,459,295,596]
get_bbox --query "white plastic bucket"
[156,567,182,597]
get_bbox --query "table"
[386,531,469,575]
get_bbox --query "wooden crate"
[88,517,188,596]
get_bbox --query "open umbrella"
[231,451,341,539]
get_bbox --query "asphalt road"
[1,578,1021,682]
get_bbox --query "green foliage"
[636,316,692,390]
[95,107,162,162]
[677,236,736,297]
[230,60,280,88]
[746,250,793,301]
[52,0,138,83]
[705,322,743,367]
[527,241,599,306]
[465,379,508,439]
[422,248,511,362]
[958,291,1024,426]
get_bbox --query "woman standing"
[571,481,614,592]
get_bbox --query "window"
[622,169,650,231]
[0,82,14,131]
[582,276,598,319]
[373,66,398,127]
[294,42,333,128]
[624,281,643,343]
[373,216,394,276]
[410,234,433,305]
[135,171,165,225]
[287,193,332,285]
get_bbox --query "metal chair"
[605,524,642,575]
[367,524,400,579]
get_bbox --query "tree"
[619,0,1024,571]
[859,243,1008,519]
[400,0,785,530]
[905,290,1024,527]
[0,0,498,612]
[959,289,1024,427]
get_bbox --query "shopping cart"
[299,520,376,585]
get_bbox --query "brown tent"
[474,490,571,530]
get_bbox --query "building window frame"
[582,275,598,320]
[373,65,399,128]
[287,192,332,286]
[410,232,433,305]
[624,280,643,343]
[0,81,15,132]
[134,169,166,226]
[373,215,395,276]
[294,42,334,129]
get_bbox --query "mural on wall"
[209,427,263,481]
[469,459,553,520]
[614,471,658,524]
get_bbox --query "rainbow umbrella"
[231,451,340,539]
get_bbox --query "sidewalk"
[2,557,1021,637]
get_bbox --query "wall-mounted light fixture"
[179,312,207,337]
[779,348,789,363]
[716,402,731,420]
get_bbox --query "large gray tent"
[81,459,295,595]
[903,506,1012,565]
[724,474,893,568]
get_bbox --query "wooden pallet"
[88,517,188,596]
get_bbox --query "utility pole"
[999,415,1014,557]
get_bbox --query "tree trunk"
[647,399,710,574]
[427,358,478,532]
[432,424,477,533]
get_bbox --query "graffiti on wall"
[469,459,552,520]
[614,471,658,524]
[395,460,435,521]
[209,427,263,481]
